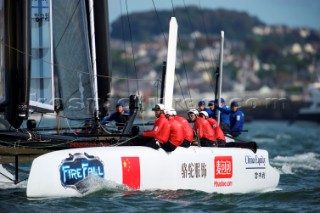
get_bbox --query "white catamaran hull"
[27,146,279,197]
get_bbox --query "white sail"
[164,17,178,109]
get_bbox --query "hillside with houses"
[108,7,320,114]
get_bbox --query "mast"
[164,17,178,110]
[93,0,111,118]
[216,31,224,124]
[3,0,31,128]
[160,61,166,104]
[88,0,99,119]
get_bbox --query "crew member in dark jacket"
[214,98,231,132]
[100,101,128,127]
[204,100,216,119]
[229,101,244,137]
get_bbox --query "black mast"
[3,0,31,128]
[160,61,166,104]
[93,0,111,118]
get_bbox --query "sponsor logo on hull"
[214,156,233,187]
[181,162,207,179]
[245,155,266,169]
[59,153,104,193]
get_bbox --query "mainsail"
[29,0,111,120]
[29,0,54,112]
[51,0,94,119]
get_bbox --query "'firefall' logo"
[59,153,104,191]
[214,156,233,179]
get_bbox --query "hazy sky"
[108,0,320,30]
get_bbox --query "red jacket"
[207,118,226,141]
[142,114,170,143]
[174,116,194,142]
[194,116,216,141]
[167,117,185,146]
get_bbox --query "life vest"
[194,117,216,141]
[174,116,194,142]
[142,114,170,143]
[167,117,185,146]
[207,118,226,141]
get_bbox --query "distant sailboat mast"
[216,31,224,124]
[88,0,99,119]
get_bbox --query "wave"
[272,152,320,174]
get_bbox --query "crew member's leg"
[179,139,191,148]
[160,141,176,152]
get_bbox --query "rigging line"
[170,0,194,107]
[198,0,219,69]
[54,0,81,51]
[182,0,215,93]
[1,42,159,83]
[170,0,176,17]
[120,0,130,96]
[151,0,167,91]
[175,75,189,110]
[152,0,168,45]
[125,0,140,96]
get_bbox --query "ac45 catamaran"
[26,16,279,197]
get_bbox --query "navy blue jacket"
[215,105,231,125]
[100,112,128,126]
[205,107,216,119]
[230,109,244,135]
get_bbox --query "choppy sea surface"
[1,120,319,212]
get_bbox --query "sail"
[29,0,55,112]
[52,0,95,119]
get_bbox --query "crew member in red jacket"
[162,108,185,151]
[188,109,217,147]
[172,109,194,148]
[135,104,170,149]
[200,111,226,147]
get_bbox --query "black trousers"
[217,139,226,147]
[200,138,217,147]
[230,132,240,137]
[160,141,177,152]
[180,139,191,148]
[131,136,160,150]
[225,141,257,153]
[220,121,230,133]
[131,136,177,152]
